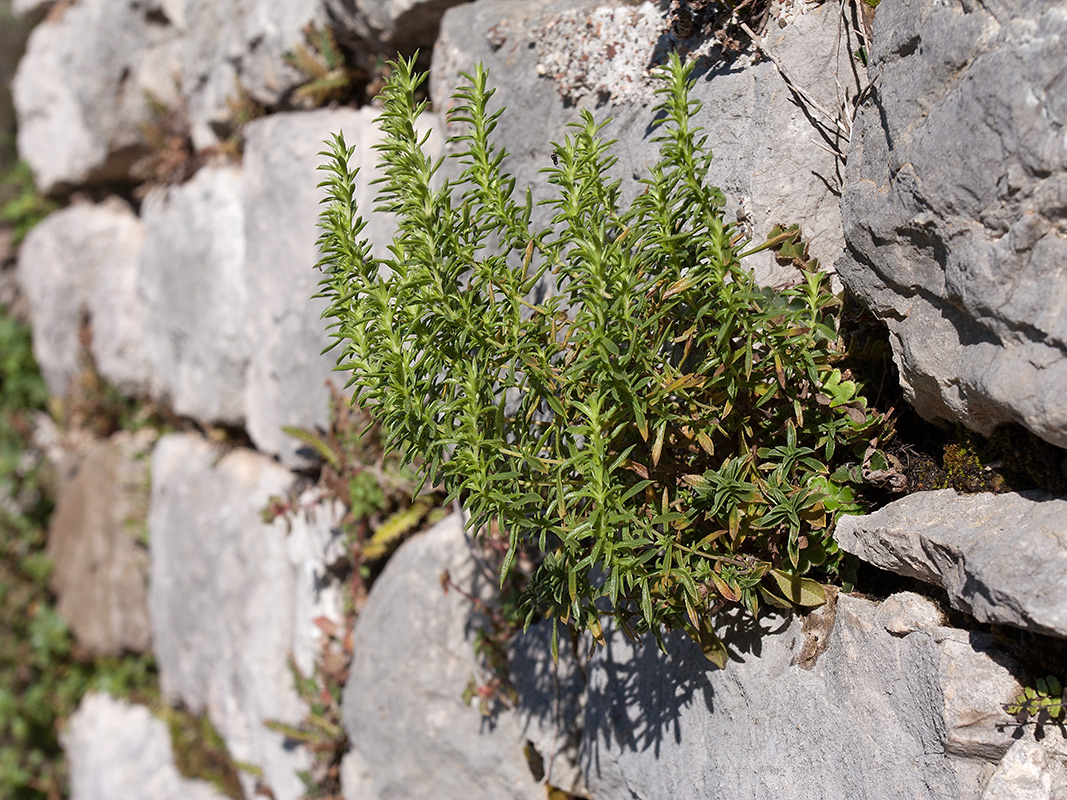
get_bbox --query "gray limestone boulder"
[838,0,1067,447]
[64,692,228,800]
[834,489,1067,639]
[981,735,1067,800]
[11,0,183,193]
[433,0,865,286]
[580,593,1021,800]
[46,429,156,656]
[341,513,551,800]
[138,164,248,425]
[341,510,1030,800]
[174,0,328,149]
[327,0,470,49]
[241,108,440,464]
[148,432,346,800]
[12,0,332,187]
[15,199,149,396]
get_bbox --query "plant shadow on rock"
[508,606,790,779]
[584,609,785,762]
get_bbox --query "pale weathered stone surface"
[241,108,439,464]
[149,432,346,800]
[341,513,548,800]
[11,0,182,193]
[177,0,328,149]
[329,0,469,49]
[15,199,148,396]
[241,108,365,464]
[580,593,1019,800]
[47,429,155,656]
[139,165,248,425]
[838,0,1067,447]
[433,0,865,286]
[835,489,1067,639]
[12,0,330,184]
[875,591,946,635]
[982,739,1054,800]
[64,692,228,800]
[341,508,1022,800]
[934,627,1023,763]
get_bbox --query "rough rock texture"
[580,593,1020,800]
[149,432,346,800]
[11,0,330,187]
[838,0,1067,447]
[64,692,228,800]
[342,516,1029,800]
[139,165,247,424]
[834,489,1067,639]
[175,0,328,149]
[981,735,1067,800]
[46,429,155,656]
[329,0,470,49]
[15,199,148,396]
[875,590,947,635]
[341,513,551,800]
[433,0,865,286]
[241,108,439,464]
[11,0,182,193]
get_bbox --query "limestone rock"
[15,199,148,396]
[341,513,548,800]
[875,591,946,636]
[933,627,1023,762]
[139,165,248,425]
[241,108,440,464]
[834,489,1067,638]
[148,432,346,800]
[580,593,1018,800]
[509,622,588,797]
[981,739,1054,800]
[838,0,1067,447]
[46,429,155,656]
[176,0,328,149]
[11,0,182,193]
[433,0,864,287]
[328,0,469,49]
[64,692,227,800]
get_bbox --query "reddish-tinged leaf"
[314,616,339,638]
[710,572,740,601]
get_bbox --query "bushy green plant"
[316,54,886,664]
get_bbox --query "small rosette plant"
[316,53,886,665]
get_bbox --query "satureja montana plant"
[316,53,886,665]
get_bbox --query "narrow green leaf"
[768,569,826,607]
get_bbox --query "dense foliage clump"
[316,54,886,663]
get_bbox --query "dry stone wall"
[839,0,1067,448]
[5,0,1067,798]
